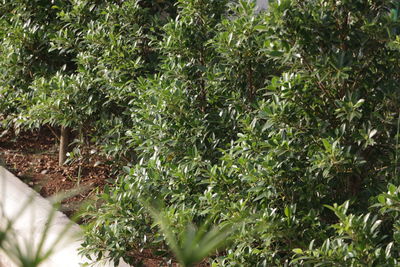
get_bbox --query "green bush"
[1,0,400,266]
[292,184,400,266]
[0,0,70,126]
[82,1,400,265]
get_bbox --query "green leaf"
[292,248,303,254]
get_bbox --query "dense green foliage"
[1,0,400,266]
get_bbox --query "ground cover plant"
[1,0,400,266]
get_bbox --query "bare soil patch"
[0,128,111,216]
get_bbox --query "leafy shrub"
[292,184,400,266]
[82,1,400,265]
[1,0,400,266]
[0,0,70,126]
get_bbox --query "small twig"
[248,62,255,102]
[301,55,335,100]
[47,125,60,141]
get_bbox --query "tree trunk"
[59,126,70,166]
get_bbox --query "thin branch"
[47,125,60,141]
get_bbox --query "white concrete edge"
[0,166,130,267]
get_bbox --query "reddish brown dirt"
[0,128,112,214]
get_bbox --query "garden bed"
[0,128,110,215]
